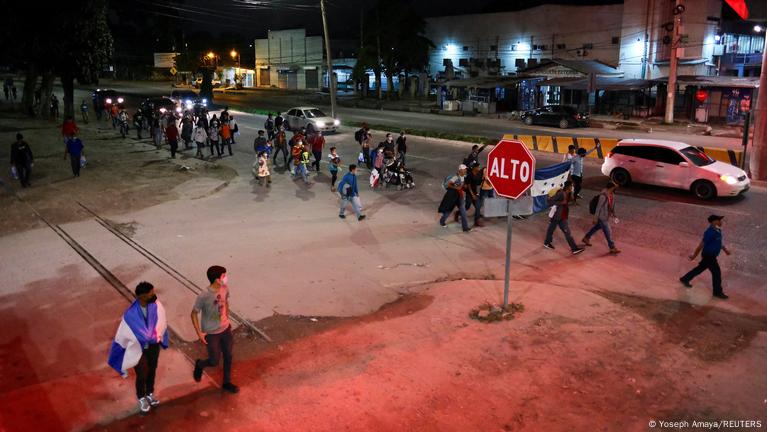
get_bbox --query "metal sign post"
[485,139,536,309]
[503,200,513,307]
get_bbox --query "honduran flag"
[530,161,571,213]
[107,300,169,376]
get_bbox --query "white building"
[425,4,624,78]
[254,29,324,90]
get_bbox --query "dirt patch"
[596,290,767,361]
[0,115,237,236]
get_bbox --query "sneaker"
[581,238,592,246]
[463,228,472,233]
[543,243,555,250]
[339,214,346,219]
[147,393,160,407]
[222,382,240,393]
[572,248,586,255]
[138,397,151,414]
[679,278,692,288]
[713,292,729,300]
[193,360,203,382]
[358,215,366,221]
[440,223,447,228]
[609,248,621,254]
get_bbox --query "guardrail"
[502,134,743,167]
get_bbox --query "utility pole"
[664,0,682,124]
[376,8,382,100]
[320,0,337,118]
[749,46,767,180]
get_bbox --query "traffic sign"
[169,66,177,76]
[485,139,536,199]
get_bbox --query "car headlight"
[202,98,207,103]
[333,119,340,126]
[720,175,737,185]
[315,121,326,128]
[186,103,193,110]
[185,99,192,104]
[105,98,112,104]
[117,97,124,103]
[175,107,182,113]
[159,108,167,113]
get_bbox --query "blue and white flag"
[107,300,169,376]
[530,162,571,213]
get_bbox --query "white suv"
[601,139,749,199]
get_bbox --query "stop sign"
[485,139,536,199]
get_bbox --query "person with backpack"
[272,127,289,168]
[64,134,85,177]
[264,113,275,141]
[582,181,620,254]
[543,180,585,255]
[337,164,365,221]
[438,164,471,232]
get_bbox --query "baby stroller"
[382,159,415,190]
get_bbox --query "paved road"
[81,80,743,150]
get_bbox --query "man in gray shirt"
[191,265,239,393]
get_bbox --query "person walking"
[80,99,89,123]
[10,85,16,102]
[396,131,407,165]
[264,113,275,141]
[61,116,78,140]
[568,144,600,201]
[2,81,8,101]
[463,145,485,167]
[50,95,60,119]
[208,115,221,157]
[152,118,163,149]
[328,146,341,191]
[310,130,325,172]
[191,266,239,394]
[253,130,268,155]
[193,122,208,159]
[181,116,193,149]
[64,134,85,177]
[679,215,732,300]
[361,131,373,169]
[229,115,238,144]
[254,151,271,187]
[337,164,365,221]
[272,127,289,168]
[165,121,179,159]
[543,180,585,255]
[465,163,484,227]
[298,143,312,184]
[10,133,34,188]
[274,112,284,131]
[107,282,169,414]
[220,122,233,156]
[582,181,621,254]
[438,165,471,232]
[133,110,145,140]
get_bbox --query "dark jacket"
[11,141,33,166]
[337,172,359,197]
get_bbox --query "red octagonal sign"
[486,139,536,199]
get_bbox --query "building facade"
[254,29,324,90]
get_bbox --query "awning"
[652,75,759,88]
[444,76,523,89]
[537,76,650,90]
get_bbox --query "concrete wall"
[424,4,624,76]
[254,28,326,89]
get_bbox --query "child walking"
[328,146,341,191]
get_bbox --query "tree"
[356,0,433,100]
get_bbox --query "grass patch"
[347,121,497,146]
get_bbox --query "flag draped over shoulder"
[107,300,169,376]
[530,162,571,213]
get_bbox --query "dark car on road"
[140,97,178,117]
[92,89,124,111]
[520,105,589,129]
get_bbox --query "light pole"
[231,50,241,86]
[320,0,337,118]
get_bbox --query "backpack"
[442,175,453,190]
[354,128,365,143]
[588,194,601,215]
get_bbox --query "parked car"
[92,89,125,110]
[601,139,750,199]
[520,105,589,129]
[139,97,178,117]
[285,106,340,133]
